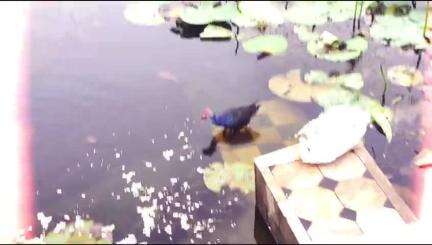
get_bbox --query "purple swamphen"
[201,102,260,138]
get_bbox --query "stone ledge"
[255,143,417,243]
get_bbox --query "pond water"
[18,1,429,243]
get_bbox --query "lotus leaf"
[284,1,372,26]
[200,25,233,39]
[238,1,285,25]
[307,31,368,62]
[268,69,314,102]
[180,2,238,25]
[203,161,254,194]
[387,65,423,87]
[305,70,364,90]
[123,2,168,26]
[242,35,288,55]
[293,25,319,42]
[370,10,427,49]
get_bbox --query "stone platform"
[254,143,417,243]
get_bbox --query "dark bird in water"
[201,102,260,138]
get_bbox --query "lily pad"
[284,1,372,26]
[293,25,319,42]
[242,35,288,55]
[305,70,329,85]
[358,95,394,142]
[199,25,233,39]
[305,70,364,90]
[180,2,238,25]
[284,1,328,26]
[269,69,314,103]
[203,162,230,193]
[307,31,368,62]
[226,162,254,194]
[334,73,364,90]
[203,161,254,194]
[238,1,285,26]
[44,220,113,244]
[123,2,168,26]
[312,85,361,109]
[370,10,427,49]
[231,13,257,27]
[387,65,423,87]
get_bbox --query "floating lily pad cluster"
[367,1,413,17]
[307,31,368,62]
[203,161,254,194]
[269,69,393,142]
[367,2,428,49]
[124,1,291,56]
[284,1,372,26]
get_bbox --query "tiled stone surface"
[319,152,367,181]
[255,144,413,243]
[335,178,387,211]
[286,187,344,221]
[307,218,362,241]
[356,208,406,234]
[272,161,322,190]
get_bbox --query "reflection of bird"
[201,102,260,138]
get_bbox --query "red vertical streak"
[17,4,34,239]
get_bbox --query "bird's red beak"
[201,107,212,120]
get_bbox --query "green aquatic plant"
[123,1,169,26]
[237,1,285,26]
[284,1,372,26]
[179,1,238,25]
[242,35,288,55]
[370,9,428,48]
[199,24,233,39]
[304,70,364,90]
[387,65,423,87]
[203,161,254,194]
[307,31,368,62]
[293,25,319,42]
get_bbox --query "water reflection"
[203,128,259,156]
